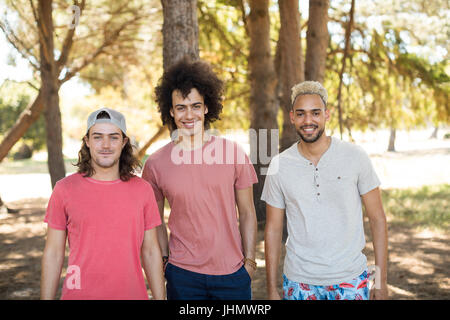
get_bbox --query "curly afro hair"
[155,59,224,131]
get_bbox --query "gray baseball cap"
[86,107,127,135]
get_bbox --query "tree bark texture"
[0,91,44,162]
[248,0,279,222]
[305,0,329,83]
[161,0,199,70]
[276,0,304,152]
[39,0,66,188]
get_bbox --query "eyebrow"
[91,132,121,136]
[175,101,203,107]
[294,108,323,112]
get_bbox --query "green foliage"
[0,81,46,152]
[381,184,450,231]
[197,0,250,131]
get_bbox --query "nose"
[101,137,111,148]
[304,112,314,123]
[185,107,194,119]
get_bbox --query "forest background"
[0,0,448,300]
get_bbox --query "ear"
[122,136,129,148]
[289,110,295,124]
[324,108,331,122]
[84,135,90,148]
[170,108,174,118]
[204,105,208,115]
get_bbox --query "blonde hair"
[291,81,328,107]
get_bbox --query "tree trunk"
[430,125,438,139]
[248,0,279,222]
[136,126,167,161]
[0,91,44,162]
[161,0,199,70]
[276,0,304,152]
[39,0,65,188]
[388,127,396,152]
[305,0,329,83]
[335,0,355,140]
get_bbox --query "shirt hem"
[284,263,367,286]
[168,260,244,276]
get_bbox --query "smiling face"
[84,122,128,172]
[290,94,330,144]
[170,88,208,138]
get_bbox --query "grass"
[0,156,151,175]
[381,184,450,231]
[0,158,79,174]
[1,159,449,231]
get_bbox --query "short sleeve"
[356,147,381,195]
[44,182,68,230]
[234,143,258,190]
[260,156,286,209]
[142,159,164,202]
[143,183,162,231]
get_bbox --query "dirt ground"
[1,131,449,299]
[0,197,448,300]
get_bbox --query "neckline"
[84,176,123,185]
[293,136,335,167]
[171,135,216,152]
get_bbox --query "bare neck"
[298,135,331,166]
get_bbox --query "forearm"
[142,247,165,300]
[264,228,282,294]
[156,224,170,257]
[239,211,257,260]
[41,250,64,299]
[369,215,388,283]
[156,199,169,257]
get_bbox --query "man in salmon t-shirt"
[41,108,165,300]
[142,59,258,300]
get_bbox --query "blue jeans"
[165,263,252,300]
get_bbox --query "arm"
[155,199,170,259]
[141,228,166,300]
[264,204,284,300]
[361,187,389,300]
[41,227,66,299]
[235,186,257,279]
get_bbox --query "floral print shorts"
[283,270,370,300]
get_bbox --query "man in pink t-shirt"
[41,108,165,300]
[143,59,258,300]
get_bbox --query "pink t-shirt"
[142,136,257,275]
[44,173,161,300]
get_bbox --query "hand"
[370,284,389,300]
[268,289,282,300]
[243,262,256,280]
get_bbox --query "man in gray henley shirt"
[262,81,388,300]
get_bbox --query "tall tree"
[276,0,304,152]
[305,0,329,83]
[38,0,65,187]
[247,0,278,221]
[161,0,199,70]
[0,0,152,187]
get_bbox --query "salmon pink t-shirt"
[44,173,161,300]
[142,136,258,275]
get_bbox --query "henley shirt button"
[315,168,318,171]
[317,193,320,196]
[316,184,319,187]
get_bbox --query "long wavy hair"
[75,132,142,181]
